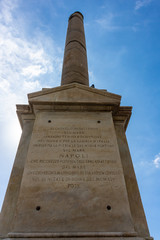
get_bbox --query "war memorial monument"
[0,11,153,240]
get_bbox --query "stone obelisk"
[0,11,153,240]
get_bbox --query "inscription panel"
[27,124,120,186]
[13,112,134,232]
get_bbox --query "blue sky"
[0,0,159,239]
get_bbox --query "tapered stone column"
[61,11,89,86]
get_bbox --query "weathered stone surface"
[61,12,89,86]
[0,82,152,239]
[115,123,150,237]
[5,237,153,240]
[28,83,121,105]
[11,111,134,233]
[0,119,34,237]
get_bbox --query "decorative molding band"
[8,231,138,238]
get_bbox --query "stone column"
[61,11,89,86]
[0,119,34,237]
[114,123,150,238]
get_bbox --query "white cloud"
[0,79,10,92]
[0,0,62,149]
[23,80,41,92]
[21,65,47,78]
[135,0,153,10]
[0,1,61,106]
[0,0,18,24]
[96,13,121,31]
[153,153,160,168]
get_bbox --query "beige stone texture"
[114,123,150,237]
[11,111,134,233]
[0,118,34,237]
[0,84,153,240]
[5,236,154,240]
[28,83,121,105]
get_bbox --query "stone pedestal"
[0,83,152,240]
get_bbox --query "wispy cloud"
[0,0,61,107]
[153,153,160,168]
[96,13,121,31]
[0,0,62,145]
[135,0,153,10]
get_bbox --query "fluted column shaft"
[61,12,89,86]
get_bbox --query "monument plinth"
[0,11,153,240]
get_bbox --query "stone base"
[1,237,153,240]
[0,232,153,240]
[0,84,152,240]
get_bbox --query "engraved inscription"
[27,124,121,186]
